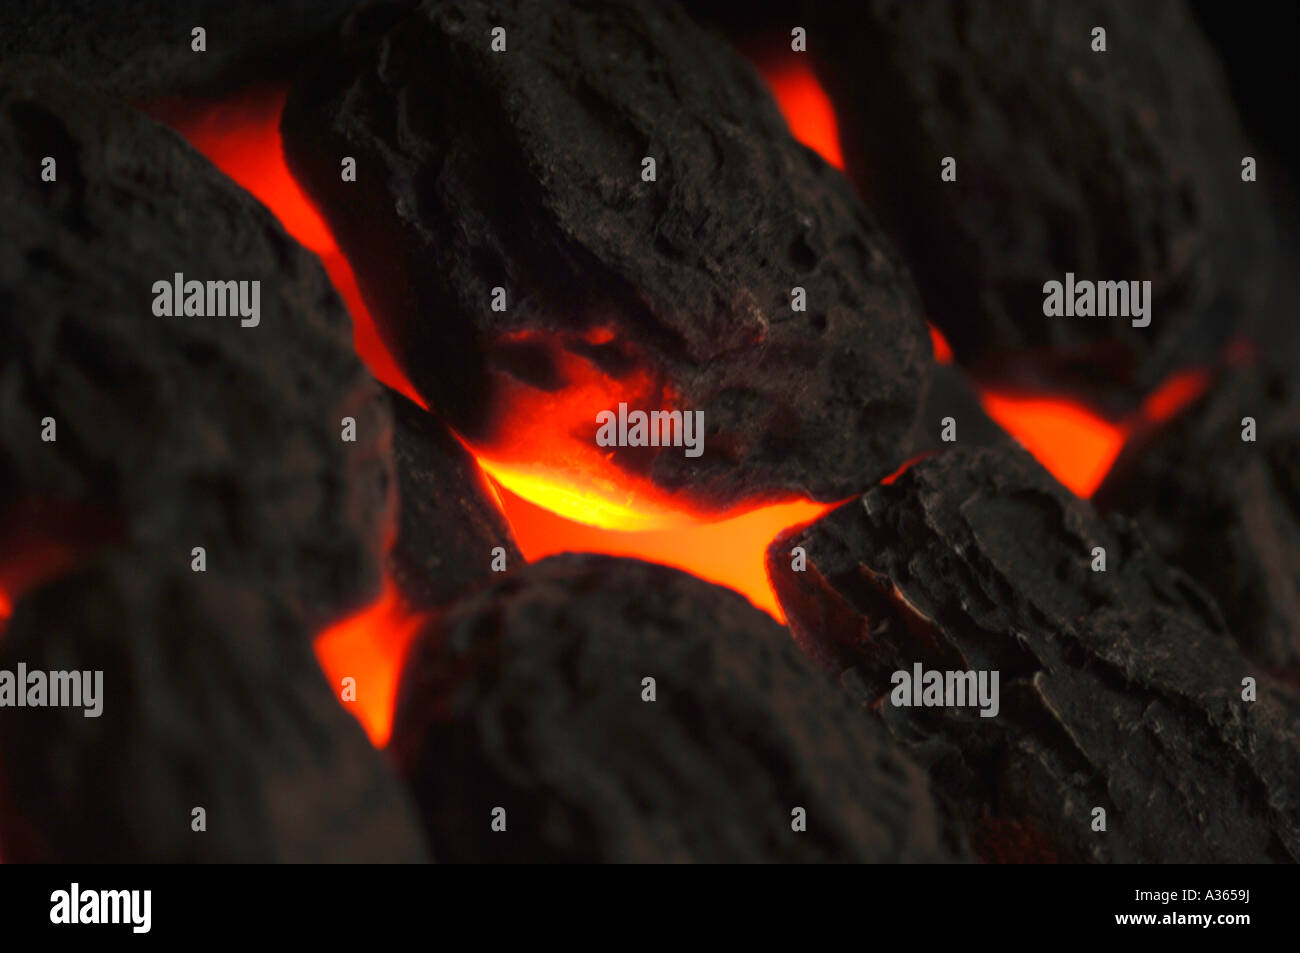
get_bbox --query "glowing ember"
[314,580,426,746]
[477,456,688,532]
[928,323,954,364]
[760,59,846,170]
[980,392,1125,498]
[470,333,707,530]
[1140,367,1211,425]
[882,454,931,485]
[982,363,1213,498]
[490,479,833,622]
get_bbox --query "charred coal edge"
[767,502,1102,862]
[874,458,1297,862]
[1094,365,1300,677]
[767,457,1299,862]
[383,384,524,616]
[281,0,932,508]
[909,362,1015,454]
[326,374,401,618]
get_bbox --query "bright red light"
[1141,367,1210,425]
[162,84,1224,752]
[759,60,846,170]
[980,391,1126,498]
[314,580,426,747]
[928,323,954,364]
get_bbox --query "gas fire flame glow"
[164,78,1210,747]
[489,481,832,622]
[166,85,841,745]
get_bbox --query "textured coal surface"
[811,0,1266,414]
[0,553,428,862]
[1097,363,1300,674]
[770,446,1300,862]
[386,387,521,612]
[282,0,929,510]
[390,553,959,863]
[910,363,1012,456]
[0,71,394,632]
[0,1,362,102]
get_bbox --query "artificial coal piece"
[390,553,961,863]
[770,446,1300,863]
[0,552,428,863]
[0,70,395,632]
[282,0,930,512]
[385,386,522,613]
[809,0,1268,414]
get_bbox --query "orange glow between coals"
[980,365,1209,499]
[165,84,1216,747]
[760,59,846,170]
[167,89,837,743]
[980,392,1125,497]
[489,481,832,622]
[313,580,427,747]
[160,86,423,406]
[468,333,712,530]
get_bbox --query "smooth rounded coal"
[390,553,959,863]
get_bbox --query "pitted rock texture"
[282,0,929,511]
[0,71,394,632]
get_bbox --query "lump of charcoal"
[0,552,428,862]
[0,1,363,102]
[389,553,959,863]
[0,70,395,633]
[1096,363,1300,674]
[282,0,929,510]
[769,446,1300,863]
[385,386,521,613]
[810,0,1268,414]
[908,362,1013,456]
